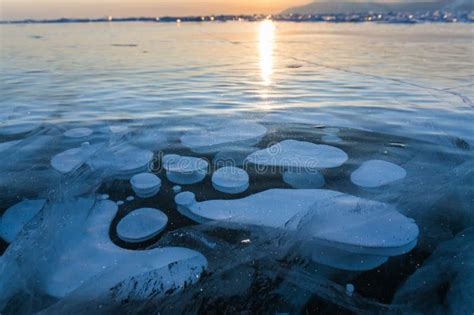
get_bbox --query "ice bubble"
[351,160,407,188]
[116,201,124,206]
[175,189,337,226]
[246,140,346,189]
[0,199,46,243]
[325,128,341,133]
[126,196,135,202]
[175,192,201,222]
[117,208,168,243]
[39,199,207,299]
[88,144,154,178]
[162,154,208,185]
[212,166,249,194]
[51,143,101,174]
[246,140,348,169]
[322,134,343,143]
[172,185,182,194]
[63,128,93,139]
[305,194,419,257]
[130,173,161,198]
[175,189,419,270]
[181,121,267,153]
[386,142,407,148]
[100,194,110,200]
[346,283,355,297]
[100,125,129,134]
[111,146,154,174]
[175,191,196,207]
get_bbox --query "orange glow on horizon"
[1,0,310,20]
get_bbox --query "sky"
[0,0,444,20]
[0,0,310,20]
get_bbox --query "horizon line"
[1,10,472,24]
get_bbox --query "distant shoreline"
[1,12,473,25]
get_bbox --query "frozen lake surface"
[0,22,473,314]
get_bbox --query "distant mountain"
[282,0,473,14]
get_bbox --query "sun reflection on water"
[259,20,275,86]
